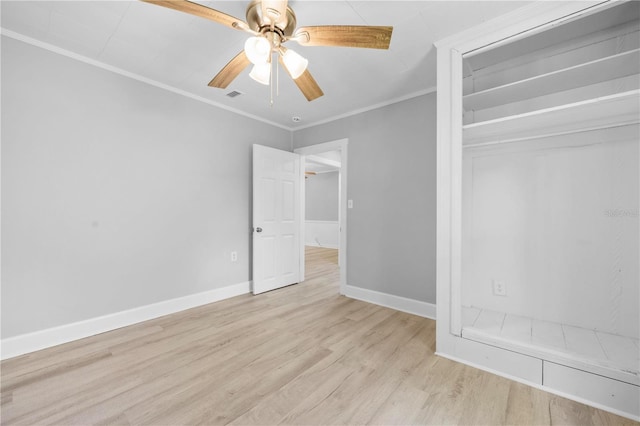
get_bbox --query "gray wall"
[293,94,437,303]
[305,171,339,221]
[2,35,438,339]
[1,37,291,338]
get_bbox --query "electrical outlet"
[230,251,238,262]
[493,280,507,296]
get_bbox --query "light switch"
[348,200,353,209]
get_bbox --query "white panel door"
[252,144,302,294]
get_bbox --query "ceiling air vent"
[226,90,243,98]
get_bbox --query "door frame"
[294,139,348,295]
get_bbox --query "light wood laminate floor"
[1,247,636,425]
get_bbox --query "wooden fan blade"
[208,51,251,89]
[278,55,323,101]
[293,25,393,49]
[141,0,250,32]
[261,0,288,28]
[294,71,324,102]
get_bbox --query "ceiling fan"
[142,0,393,101]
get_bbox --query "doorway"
[294,139,348,294]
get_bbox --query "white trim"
[305,155,341,170]
[436,42,458,338]
[295,139,348,295]
[0,29,291,131]
[295,142,306,308]
[435,352,640,422]
[433,1,608,52]
[0,281,251,360]
[344,285,436,320]
[293,87,437,131]
[449,48,463,336]
[299,150,306,282]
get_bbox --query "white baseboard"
[0,281,251,360]
[344,285,437,319]
[435,351,640,422]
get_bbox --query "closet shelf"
[463,90,640,146]
[464,49,640,111]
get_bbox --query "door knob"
[256,227,263,233]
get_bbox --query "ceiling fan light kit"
[245,33,309,85]
[281,48,308,80]
[249,62,272,85]
[142,0,393,102]
[244,36,271,65]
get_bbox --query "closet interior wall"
[460,0,639,390]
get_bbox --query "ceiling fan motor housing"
[246,0,297,37]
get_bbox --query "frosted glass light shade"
[281,49,308,79]
[244,37,271,65]
[249,62,271,85]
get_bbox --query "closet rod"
[463,120,639,149]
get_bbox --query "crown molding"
[433,1,609,53]
[1,28,293,131]
[3,27,439,134]
[292,86,437,131]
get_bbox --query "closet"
[435,1,639,420]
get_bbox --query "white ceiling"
[1,0,531,129]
